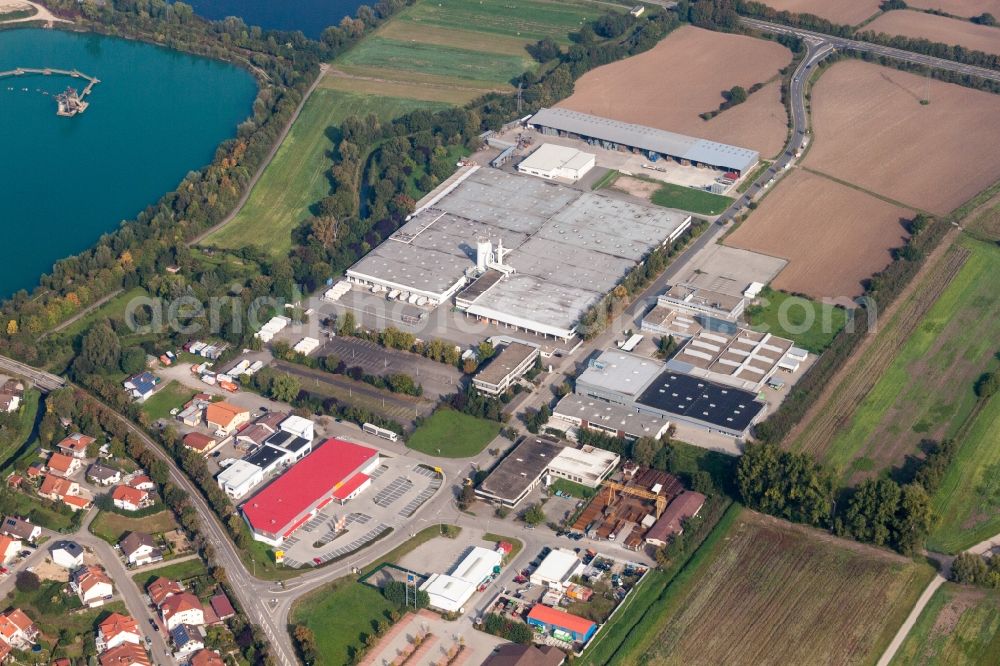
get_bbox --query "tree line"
[737,438,958,554]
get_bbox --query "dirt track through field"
[557,26,792,157]
[864,11,1000,56]
[759,0,882,24]
[788,232,969,459]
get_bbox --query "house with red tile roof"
[0,608,38,650]
[160,593,204,631]
[72,565,114,607]
[127,475,155,491]
[38,474,91,512]
[188,649,225,666]
[147,577,183,607]
[205,402,249,435]
[182,432,218,455]
[0,535,20,566]
[111,485,152,512]
[96,613,141,652]
[57,433,95,459]
[47,452,80,476]
[98,642,150,666]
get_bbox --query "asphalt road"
[741,17,1000,84]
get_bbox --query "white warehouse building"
[517,143,596,182]
[420,546,503,613]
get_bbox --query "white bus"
[363,422,399,442]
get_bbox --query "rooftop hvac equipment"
[477,238,493,273]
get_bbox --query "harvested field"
[757,0,882,24]
[557,26,792,157]
[725,169,912,300]
[863,11,1000,56]
[805,61,1000,214]
[787,236,967,465]
[906,0,1000,18]
[820,239,1000,484]
[628,510,934,666]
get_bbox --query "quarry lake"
[0,28,256,297]
[185,0,364,38]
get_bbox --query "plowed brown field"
[725,170,912,300]
[906,0,1000,18]
[864,11,1000,56]
[805,61,1000,214]
[556,26,792,157]
[759,0,882,24]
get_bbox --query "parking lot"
[280,455,442,568]
[322,337,463,402]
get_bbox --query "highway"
[741,17,1000,84]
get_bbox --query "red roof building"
[644,490,706,548]
[331,472,371,503]
[209,593,236,621]
[242,439,379,546]
[526,604,596,642]
[182,433,217,455]
[98,642,151,666]
[189,650,225,666]
[147,577,183,606]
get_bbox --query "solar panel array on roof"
[636,371,764,432]
[530,107,759,173]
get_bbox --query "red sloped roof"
[332,473,370,500]
[527,604,595,636]
[242,439,378,535]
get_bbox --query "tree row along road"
[741,17,1000,83]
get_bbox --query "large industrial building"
[530,107,759,175]
[572,349,769,438]
[475,437,619,508]
[345,167,691,340]
[242,439,379,546]
[551,393,671,441]
[420,546,503,613]
[517,143,596,182]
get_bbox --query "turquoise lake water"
[0,28,257,297]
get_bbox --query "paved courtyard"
[280,456,442,568]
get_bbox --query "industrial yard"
[557,25,793,158]
[346,166,692,341]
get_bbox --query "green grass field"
[396,0,604,43]
[891,582,1000,665]
[820,239,1000,483]
[651,182,733,216]
[133,558,209,588]
[0,389,39,468]
[59,287,149,339]
[339,37,530,87]
[618,509,933,665]
[90,509,178,544]
[205,89,447,256]
[141,380,197,422]
[747,287,848,354]
[406,408,501,457]
[928,392,1000,553]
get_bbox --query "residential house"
[0,394,18,414]
[208,593,235,623]
[182,433,217,456]
[4,475,22,490]
[57,433,95,459]
[39,474,91,511]
[87,463,122,486]
[127,475,156,492]
[72,565,114,607]
[189,649,225,666]
[123,372,160,402]
[0,609,39,651]
[0,536,20,565]
[99,643,151,666]
[147,577,182,607]
[0,517,40,543]
[160,593,204,631]
[50,540,85,569]
[111,486,152,512]
[96,613,141,651]
[25,462,43,480]
[119,532,163,568]
[47,452,81,476]
[204,402,249,436]
[170,624,205,656]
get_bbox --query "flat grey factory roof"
[577,349,665,397]
[346,168,691,335]
[554,394,669,438]
[531,107,759,173]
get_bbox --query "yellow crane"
[601,480,668,519]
